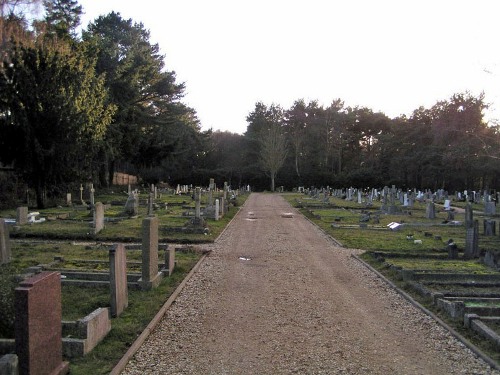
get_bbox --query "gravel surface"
[122,193,499,374]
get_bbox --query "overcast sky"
[78,0,500,134]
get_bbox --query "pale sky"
[78,0,500,134]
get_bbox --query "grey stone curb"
[351,254,500,371]
[110,196,247,374]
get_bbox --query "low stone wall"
[62,307,111,358]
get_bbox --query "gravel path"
[122,193,498,374]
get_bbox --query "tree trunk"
[271,175,275,192]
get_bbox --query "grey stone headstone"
[16,207,28,225]
[485,201,496,215]
[109,244,128,317]
[0,219,11,264]
[139,217,162,290]
[93,202,105,234]
[215,199,220,221]
[426,202,436,219]
[124,192,138,216]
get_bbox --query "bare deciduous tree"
[259,122,287,192]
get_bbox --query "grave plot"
[1,189,243,243]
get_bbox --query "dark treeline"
[1,1,500,208]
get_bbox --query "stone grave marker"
[93,202,105,234]
[16,206,28,225]
[79,184,85,205]
[485,201,496,215]
[464,204,479,258]
[109,244,128,317]
[215,199,220,221]
[162,246,175,276]
[66,193,72,206]
[0,219,11,264]
[139,216,163,290]
[15,271,69,375]
[124,192,139,216]
[484,219,496,236]
[426,201,436,219]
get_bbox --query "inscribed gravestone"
[15,272,69,375]
[0,219,11,264]
[109,244,128,317]
[139,216,162,290]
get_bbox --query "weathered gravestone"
[124,192,139,216]
[109,244,128,317]
[215,199,220,221]
[16,207,28,225]
[93,202,105,235]
[464,203,479,259]
[162,246,175,276]
[426,201,436,219]
[66,193,72,207]
[485,201,496,216]
[484,219,496,236]
[0,219,11,264]
[139,216,163,290]
[15,272,70,375]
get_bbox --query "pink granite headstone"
[15,271,69,375]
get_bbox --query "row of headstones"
[301,185,498,216]
[0,214,176,373]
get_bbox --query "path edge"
[110,195,249,374]
[351,254,500,371]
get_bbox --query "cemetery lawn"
[1,191,247,243]
[0,191,247,372]
[284,192,500,363]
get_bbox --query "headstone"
[0,219,11,264]
[109,244,128,317]
[403,193,409,207]
[139,217,162,290]
[89,184,95,207]
[426,201,436,219]
[66,193,72,206]
[162,246,175,276]
[79,184,84,205]
[16,207,28,225]
[444,199,451,211]
[147,188,154,217]
[485,201,496,215]
[215,199,220,221]
[195,187,201,220]
[484,219,496,236]
[124,192,139,216]
[208,178,215,207]
[15,272,69,375]
[464,217,479,259]
[93,202,105,234]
